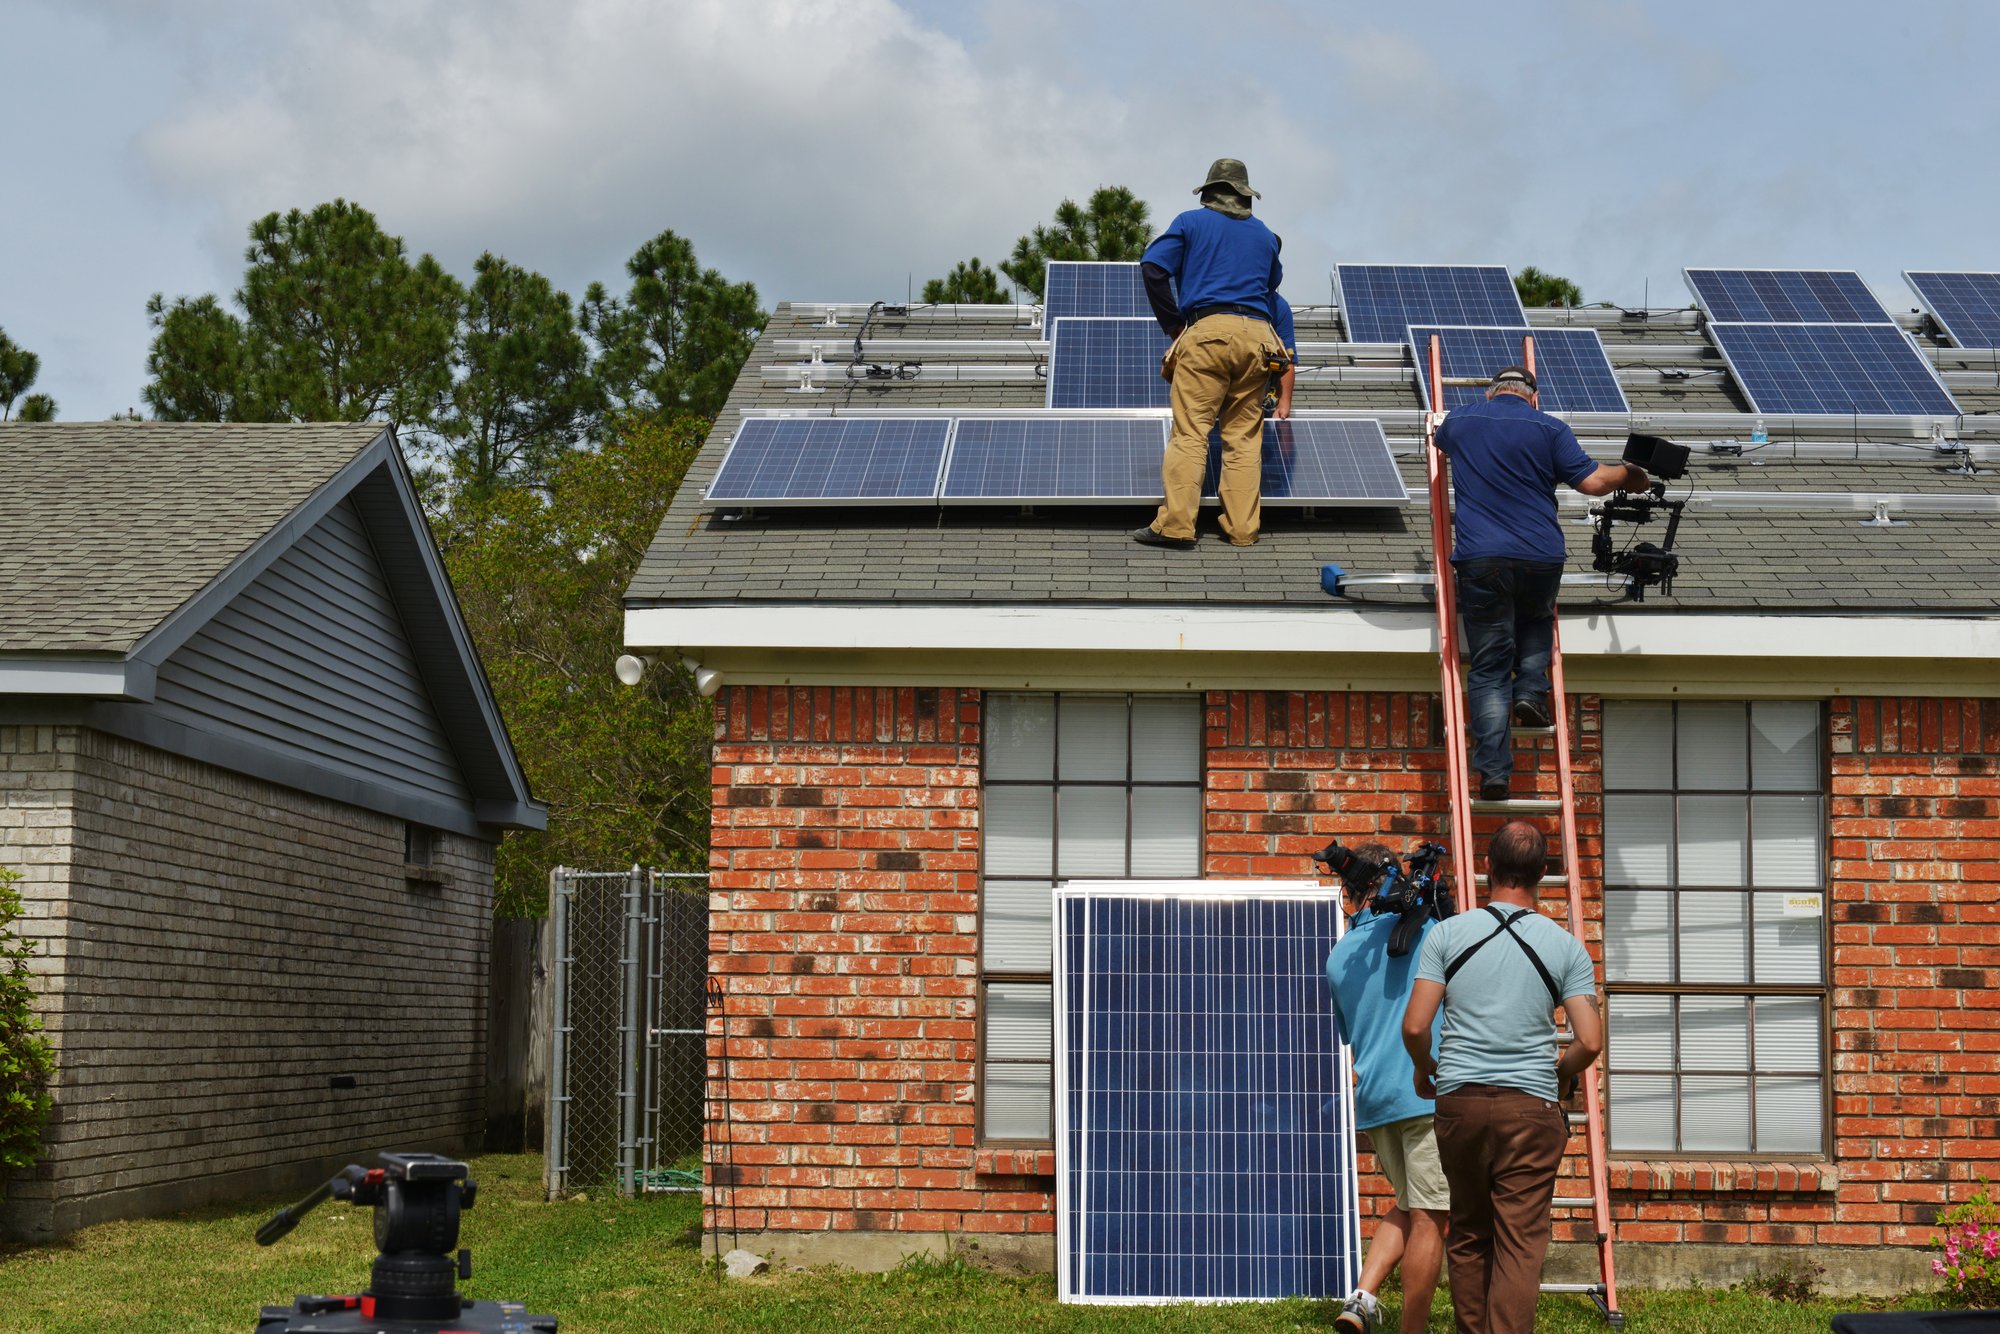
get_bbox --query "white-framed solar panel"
[1905,271,2000,350]
[700,416,953,507]
[1045,261,1158,345]
[938,417,1170,505]
[1409,325,1630,414]
[1047,317,1172,409]
[1705,322,1961,416]
[1334,264,1527,345]
[1684,269,1891,324]
[1203,418,1410,507]
[1055,879,1361,1305]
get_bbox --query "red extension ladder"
[1421,334,1624,1328]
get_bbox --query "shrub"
[1932,1177,2000,1307]
[0,866,56,1180]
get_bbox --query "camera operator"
[1401,822,1605,1334]
[1323,842,1449,1334]
[1435,368,1648,800]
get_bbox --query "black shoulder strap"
[1442,905,1563,1008]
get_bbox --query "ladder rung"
[1471,797,1562,813]
[1509,725,1557,738]
[1554,1030,1574,1043]
[1567,1111,1588,1125]
[1551,1195,1597,1209]
[1540,1282,1603,1295]
[1472,871,1568,886]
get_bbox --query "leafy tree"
[442,414,713,915]
[143,200,462,433]
[440,252,602,500]
[238,200,463,428]
[13,394,55,422]
[0,866,56,1179]
[143,294,255,422]
[581,229,764,422]
[0,327,42,420]
[922,257,1012,305]
[1515,266,1583,308]
[1000,185,1155,300]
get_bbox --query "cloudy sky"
[8,0,2000,419]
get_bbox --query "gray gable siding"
[148,498,470,809]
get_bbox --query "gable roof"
[0,422,542,832]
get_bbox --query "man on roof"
[1134,157,1285,551]
[1434,366,1648,801]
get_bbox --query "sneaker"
[1334,1289,1379,1333]
[1512,694,1553,728]
[1131,525,1196,551]
[1479,775,1510,802]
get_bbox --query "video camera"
[1313,839,1456,956]
[254,1152,556,1332]
[1590,432,1691,602]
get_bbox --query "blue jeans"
[1455,559,1563,783]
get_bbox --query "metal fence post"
[545,866,570,1200]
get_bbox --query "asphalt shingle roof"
[630,303,2000,616]
[0,421,386,653]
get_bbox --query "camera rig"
[1314,839,1457,955]
[1589,432,1692,602]
[254,1152,556,1333]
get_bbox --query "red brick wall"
[707,686,1050,1236]
[707,685,1999,1252]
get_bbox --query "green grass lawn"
[0,1153,1963,1333]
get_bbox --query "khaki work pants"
[1433,1083,1569,1334]
[1151,313,1279,543]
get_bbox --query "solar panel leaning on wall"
[1333,264,1528,345]
[1407,325,1631,414]
[1684,268,1892,324]
[1905,271,2000,350]
[1055,881,1361,1304]
[1047,317,1173,409]
[700,417,952,507]
[1704,322,1962,416]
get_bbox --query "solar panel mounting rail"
[1418,332,1624,1330]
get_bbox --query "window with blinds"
[1601,700,1829,1156]
[979,692,1203,1142]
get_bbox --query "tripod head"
[255,1152,555,1332]
[1590,433,1692,601]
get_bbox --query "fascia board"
[0,658,154,699]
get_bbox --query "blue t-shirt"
[1414,906,1597,1102]
[1327,909,1442,1131]
[1272,293,1296,356]
[1142,207,1283,320]
[1434,394,1598,563]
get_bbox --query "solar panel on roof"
[1706,322,1961,416]
[939,418,1168,504]
[1202,419,1410,506]
[1334,264,1527,345]
[1409,325,1630,414]
[1047,317,1171,409]
[702,417,951,507]
[1044,262,1157,344]
[1905,271,2000,349]
[1056,881,1361,1304]
[1685,269,1890,324]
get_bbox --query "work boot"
[1512,694,1553,728]
[1479,774,1510,802]
[1131,526,1196,551]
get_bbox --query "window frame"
[976,691,1206,1147]
[1600,699,1833,1159]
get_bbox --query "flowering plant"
[1932,1178,2000,1307]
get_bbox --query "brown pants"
[1433,1083,1568,1334]
[1152,313,1278,544]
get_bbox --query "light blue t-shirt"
[1414,906,1596,1102]
[1327,908,1441,1132]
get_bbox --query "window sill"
[1608,1159,1836,1194]
[975,1147,1055,1178]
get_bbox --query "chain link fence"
[546,868,708,1198]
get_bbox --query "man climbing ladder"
[1418,335,1626,1329]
